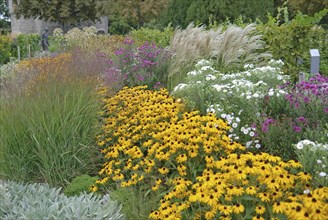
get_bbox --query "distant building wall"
[8,0,108,35]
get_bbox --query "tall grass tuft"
[168,23,271,89]
[0,54,102,187]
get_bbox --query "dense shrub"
[0,35,13,64]
[129,26,174,48]
[109,17,134,35]
[64,26,98,50]
[258,9,328,80]
[13,34,41,59]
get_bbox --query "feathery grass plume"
[168,23,271,89]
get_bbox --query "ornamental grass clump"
[1,53,73,97]
[94,85,327,220]
[103,38,170,93]
[168,23,271,89]
[0,54,102,187]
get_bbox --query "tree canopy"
[103,0,169,26]
[288,0,328,25]
[100,0,169,34]
[288,0,328,16]
[12,0,106,25]
[161,0,275,28]
[0,0,10,28]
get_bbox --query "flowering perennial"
[104,39,170,92]
[94,86,328,220]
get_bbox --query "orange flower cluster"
[94,86,328,220]
[16,53,73,93]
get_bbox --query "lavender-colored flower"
[303,96,310,103]
[293,126,302,133]
[262,125,269,133]
[297,116,306,123]
[103,38,170,90]
[114,48,125,55]
[136,74,145,82]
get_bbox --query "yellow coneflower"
[158,167,169,175]
[297,172,312,182]
[272,201,285,214]
[310,208,327,220]
[205,208,217,220]
[218,204,233,216]
[245,186,257,195]
[252,215,265,220]
[233,203,245,214]
[255,205,266,215]
[89,185,98,192]
[176,154,188,163]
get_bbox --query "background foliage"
[258,8,328,80]
[161,0,275,28]
[12,0,105,25]
[0,0,10,30]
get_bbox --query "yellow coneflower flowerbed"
[94,86,328,220]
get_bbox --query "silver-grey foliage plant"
[0,180,125,220]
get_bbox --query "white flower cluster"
[267,88,286,97]
[316,155,327,180]
[241,125,261,149]
[295,140,328,183]
[295,140,328,150]
[212,84,232,93]
[245,140,261,149]
[195,59,212,67]
[206,104,223,114]
[173,83,188,92]
[245,60,284,70]
[268,59,284,67]
[220,112,242,141]
[172,58,291,151]
[240,91,264,100]
[205,74,216,81]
